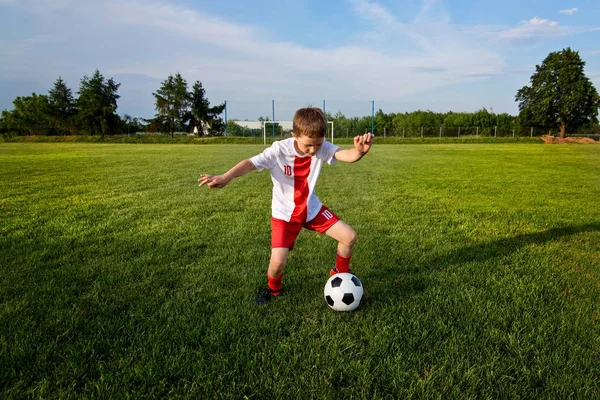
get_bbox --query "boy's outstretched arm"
[334,133,374,163]
[198,159,256,189]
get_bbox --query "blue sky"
[1,0,599,120]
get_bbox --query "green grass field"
[1,142,599,398]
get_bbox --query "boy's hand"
[198,174,230,189]
[354,133,374,155]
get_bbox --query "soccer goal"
[263,121,334,145]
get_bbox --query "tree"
[187,81,225,136]
[77,70,121,137]
[121,114,144,135]
[374,108,392,136]
[153,73,189,137]
[1,94,52,136]
[515,48,600,138]
[48,76,76,135]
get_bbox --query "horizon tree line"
[1,48,598,138]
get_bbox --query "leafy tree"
[496,113,517,135]
[330,111,353,137]
[1,94,52,136]
[121,114,145,135]
[48,76,76,135]
[516,48,600,138]
[77,70,121,137]
[226,120,246,136]
[394,110,442,137]
[443,112,471,128]
[374,108,392,136]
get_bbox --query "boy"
[198,107,374,304]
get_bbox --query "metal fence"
[218,100,598,139]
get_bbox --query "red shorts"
[271,205,340,249]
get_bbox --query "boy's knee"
[269,253,287,272]
[349,229,358,246]
[343,227,357,247]
[270,259,286,270]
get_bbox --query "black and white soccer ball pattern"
[324,273,363,311]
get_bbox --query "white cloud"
[348,0,504,76]
[490,17,600,41]
[0,0,515,118]
[497,17,570,40]
[349,0,434,51]
[90,0,505,101]
[12,0,600,117]
[559,8,578,15]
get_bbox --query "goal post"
[262,121,334,145]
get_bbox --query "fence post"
[439,126,442,138]
[530,127,533,137]
[513,128,515,137]
[458,127,461,137]
[476,126,479,137]
[402,127,405,138]
[421,127,423,138]
[384,127,386,138]
[494,126,497,137]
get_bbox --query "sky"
[1,0,599,120]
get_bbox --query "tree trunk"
[560,121,566,138]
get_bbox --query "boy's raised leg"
[325,221,357,275]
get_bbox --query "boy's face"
[292,133,324,157]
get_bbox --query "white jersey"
[250,137,340,223]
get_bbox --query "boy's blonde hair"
[293,107,327,138]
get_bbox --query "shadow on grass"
[364,222,600,301]
[428,222,600,269]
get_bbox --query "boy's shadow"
[364,222,600,300]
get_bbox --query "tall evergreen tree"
[153,73,189,137]
[188,81,225,136]
[48,76,76,135]
[77,70,121,137]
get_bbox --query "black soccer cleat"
[256,288,279,305]
[329,267,354,276]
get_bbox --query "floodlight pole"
[224,100,228,136]
[272,100,275,141]
[324,100,334,143]
[371,101,375,134]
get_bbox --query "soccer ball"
[324,273,363,311]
